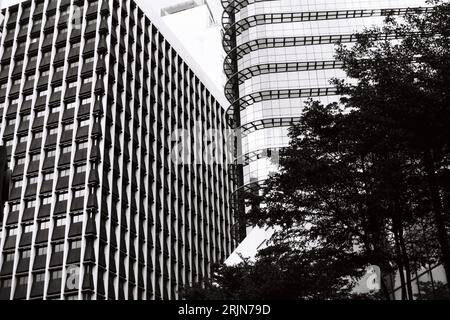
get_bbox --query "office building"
[221,0,429,258]
[0,0,234,300]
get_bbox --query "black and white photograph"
[0,0,448,315]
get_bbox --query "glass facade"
[222,0,433,263]
[222,0,430,189]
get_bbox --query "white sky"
[1,0,223,19]
[161,2,225,90]
[148,0,222,21]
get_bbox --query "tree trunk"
[398,228,414,300]
[423,149,450,293]
[377,259,398,301]
[394,229,408,300]
[379,273,393,300]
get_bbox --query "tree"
[182,243,366,300]
[183,0,450,300]
[247,100,435,299]
[415,281,450,300]
[334,0,450,291]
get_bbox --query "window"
[64,123,74,131]
[77,141,88,150]
[82,77,92,84]
[36,110,45,117]
[0,82,7,89]
[29,55,38,62]
[5,252,15,262]
[76,164,86,173]
[37,245,48,255]
[56,65,64,73]
[26,199,36,209]
[58,192,69,201]
[89,1,98,7]
[85,57,94,64]
[11,203,21,211]
[31,153,41,162]
[30,36,39,44]
[21,249,31,259]
[53,243,64,253]
[71,42,80,49]
[26,75,35,82]
[51,106,61,113]
[39,221,50,230]
[44,172,54,181]
[60,168,70,177]
[16,60,24,66]
[49,127,58,135]
[25,94,33,101]
[61,8,70,16]
[66,101,76,109]
[81,97,92,105]
[16,157,26,165]
[42,196,52,205]
[33,19,42,26]
[39,90,48,97]
[13,78,21,85]
[11,98,19,105]
[23,113,31,123]
[46,149,56,158]
[13,180,22,189]
[8,227,18,236]
[80,119,90,127]
[88,20,97,26]
[33,131,43,139]
[35,273,45,283]
[59,28,68,34]
[6,139,14,147]
[6,118,16,126]
[41,70,50,77]
[51,269,63,279]
[70,61,79,68]
[29,176,38,185]
[18,276,28,286]
[19,136,28,143]
[74,189,84,198]
[72,214,83,224]
[68,81,77,88]
[56,217,66,227]
[43,51,52,58]
[56,47,65,54]
[24,224,34,233]
[86,38,95,44]
[62,145,71,154]
[70,240,82,250]
[0,279,12,288]
[54,86,62,93]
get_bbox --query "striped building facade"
[0,0,234,300]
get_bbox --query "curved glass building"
[222,0,429,251]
